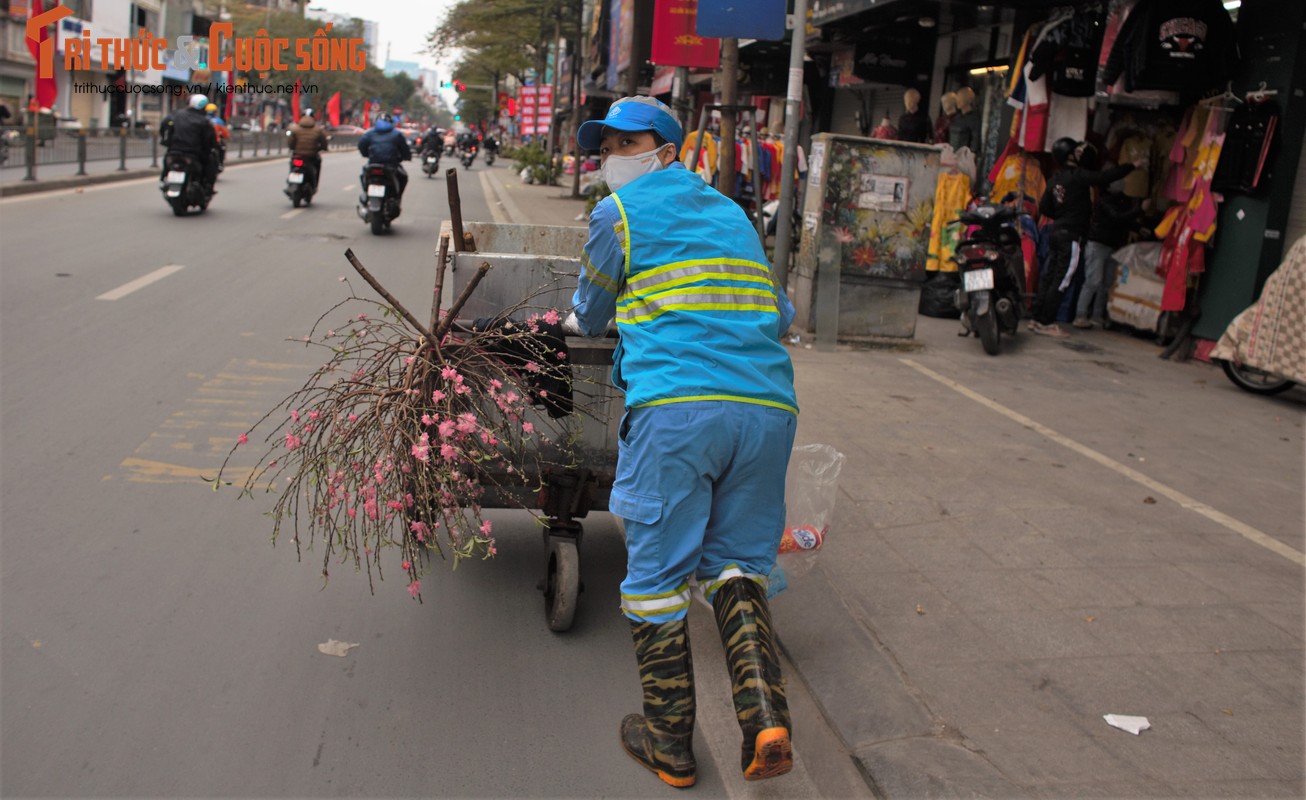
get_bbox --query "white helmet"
[302,108,314,117]
[189,94,209,110]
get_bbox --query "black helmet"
[1051,137,1079,167]
[378,113,394,124]
[1075,141,1100,170]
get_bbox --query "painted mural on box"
[819,139,939,280]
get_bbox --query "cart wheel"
[544,537,580,632]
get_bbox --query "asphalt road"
[0,154,870,798]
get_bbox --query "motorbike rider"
[160,93,219,193]
[287,107,329,189]
[357,113,411,200]
[483,131,500,156]
[205,103,230,168]
[420,125,444,159]
[443,128,457,155]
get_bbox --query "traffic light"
[454,114,461,121]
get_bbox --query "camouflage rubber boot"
[712,577,793,780]
[620,617,697,788]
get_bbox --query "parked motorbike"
[953,203,1025,355]
[357,162,402,235]
[160,153,213,216]
[1211,234,1304,395]
[460,144,477,169]
[422,150,441,178]
[285,155,317,207]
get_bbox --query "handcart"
[448,220,622,633]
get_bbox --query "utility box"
[795,134,942,341]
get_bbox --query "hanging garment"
[1102,0,1240,98]
[1212,101,1280,194]
[926,172,972,272]
[679,132,718,183]
[1027,6,1107,97]
[990,152,1048,205]
[934,112,956,145]
[1119,134,1153,198]
[1045,94,1089,145]
[897,109,932,143]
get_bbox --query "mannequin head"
[940,92,958,116]
[956,86,976,113]
[904,88,921,114]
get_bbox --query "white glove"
[561,311,584,337]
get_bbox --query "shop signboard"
[519,85,553,136]
[810,0,881,26]
[852,21,933,86]
[697,0,785,41]
[650,0,720,69]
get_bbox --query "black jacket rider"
[160,106,218,187]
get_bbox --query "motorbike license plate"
[287,172,305,183]
[166,171,186,183]
[963,268,995,292]
[367,184,387,197]
[426,156,436,163]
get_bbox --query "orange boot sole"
[743,727,792,781]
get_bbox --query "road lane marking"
[479,170,510,224]
[96,265,184,301]
[341,184,353,191]
[900,358,1306,567]
[280,208,304,219]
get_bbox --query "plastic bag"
[769,444,846,596]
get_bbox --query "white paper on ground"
[1103,714,1151,735]
[318,639,359,657]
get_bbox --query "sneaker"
[1032,323,1071,339]
[1026,320,1040,333]
[1072,317,1094,329]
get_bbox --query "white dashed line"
[96,265,184,301]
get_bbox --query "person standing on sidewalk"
[564,96,799,789]
[1031,138,1137,337]
[1073,185,1146,329]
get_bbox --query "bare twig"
[344,248,441,350]
[434,261,491,341]
[447,168,465,251]
[431,233,450,331]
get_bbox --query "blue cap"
[577,96,683,152]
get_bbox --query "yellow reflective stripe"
[621,586,692,615]
[633,395,799,414]
[619,285,776,312]
[621,600,693,619]
[611,194,632,278]
[581,251,619,295]
[634,257,771,284]
[703,566,768,600]
[627,263,775,295]
[621,582,690,602]
[617,301,779,325]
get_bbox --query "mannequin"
[897,88,932,143]
[871,114,898,140]
[934,92,958,144]
[948,86,979,152]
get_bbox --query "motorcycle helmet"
[375,113,394,132]
[1050,137,1079,167]
[302,108,314,117]
[1074,141,1100,171]
[189,94,210,111]
[204,103,218,116]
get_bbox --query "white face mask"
[602,145,671,191]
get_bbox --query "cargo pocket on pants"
[608,487,664,575]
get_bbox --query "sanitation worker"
[564,96,798,788]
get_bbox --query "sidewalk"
[484,163,1306,798]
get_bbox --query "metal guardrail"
[0,126,364,181]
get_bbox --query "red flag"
[26,0,58,109]
[224,71,235,120]
[291,79,301,121]
[327,91,341,127]
[361,102,369,129]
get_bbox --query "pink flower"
[456,413,478,434]
[346,507,357,519]
[407,580,421,598]
[543,309,561,325]
[356,313,368,321]
[524,361,541,373]
[438,420,456,438]
[480,519,493,535]
[431,390,446,402]
[555,351,567,360]
[409,520,428,541]
[348,414,358,422]
[441,366,459,381]
[489,379,503,391]
[521,422,534,435]
[290,409,301,422]
[237,433,248,445]
[454,383,470,395]
[284,433,302,450]
[440,443,456,460]
[411,436,430,463]
[422,414,436,426]
[402,560,412,570]
[308,411,320,421]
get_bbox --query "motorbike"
[215,140,226,174]
[357,162,402,235]
[953,203,1025,355]
[285,155,317,207]
[460,144,477,169]
[1211,234,1304,395]
[484,147,497,166]
[422,149,441,178]
[160,153,213,216]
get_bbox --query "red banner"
[518,85,553,136]
[650,0,720,69]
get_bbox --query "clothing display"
[948,110,980,152]
[926,171,972,273]
[897,108,932,143]
[933,112,955,145]
[989,152,1048,205]
[1211,100,1279,194]
[1027,6,1106,97]
[1102,0,1239,98]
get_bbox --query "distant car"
[401,127,421,148]
[331,125,365,134]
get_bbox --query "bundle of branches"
[215,207,596,601]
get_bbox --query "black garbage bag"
[919,271,962,319]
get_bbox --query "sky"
[308,0,461,107]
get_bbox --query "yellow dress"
[927,172,972,272]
